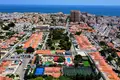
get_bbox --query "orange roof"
[1,45,8,49]
[75,35,95,50]
[44,67,61,78]
[0,76,12,80]
[117,52,120,57]
[23,32,43,49]
[45,67,61,72]
[0,61,11,73]
[56,50,65,53]
[52,73,61,78]
[89,52,120,80]
[70,23,95,34]
[107,43,114,48]
[36,50,51,55]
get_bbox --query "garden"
[46,28,71,50]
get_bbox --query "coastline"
[0,5,120,16]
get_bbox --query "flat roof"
[77,51,87,56]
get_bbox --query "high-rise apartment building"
[70,10,81,22]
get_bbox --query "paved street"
[85,32,101,50]
[15,58,31,80]
[0,33,31,63]
[41,32,49,49]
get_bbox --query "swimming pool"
[66,58,71,63]
[35,67,44,75]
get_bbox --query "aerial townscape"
[0,9,120,80]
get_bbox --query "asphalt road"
[0,33,31,63]
[15,58,31,80]
[41,32,49,50]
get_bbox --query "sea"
[0,5,120,16]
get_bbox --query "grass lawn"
[51,50,56,54]
[83,61,90,67]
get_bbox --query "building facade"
[70,10,81,22]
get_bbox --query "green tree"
[8,22,15,27]
[16,49,24,54]
[16,74,19,77]
[6,74,15,79]
[32,27,35,31]
[16,46,22,49]
[111,53,117,58]
[58,56,65,62]
[6,31,15,36]
[74,55,82,62]
[50,46,55,50]
[47,39,52,47]
[74,55,82,67]
[2,26,10,30]
[6,74,11,78]
[75,31,82,35]
[59,76,72,80]
[99,41,107,46]
[44,76,53,80]
[32,77,43,80]
[64,36,69,41]
[26,46,35,53]
[74,60,79,67]
[35,54,40,64]
[107,55,113,62]
[10,74,15,79]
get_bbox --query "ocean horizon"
[0,5,120,16]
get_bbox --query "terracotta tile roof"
[0,36,18,49]
[75,35,96,50]
[89,52,120,80]
[36,50,51,55]
[0,76,12,80]
[44,67,61,78]
[56,50,65,53]
[1,45,8,49]
[0,61,11,73]
[70,23,95,34]
[24,32,43,49]
[107,42,114,48]
[117,52,120,57]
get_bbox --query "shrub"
[58,56,65,63]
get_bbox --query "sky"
[0,0,120,5]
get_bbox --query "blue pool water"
[35,67,44,75]
[67,58,71,63]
